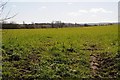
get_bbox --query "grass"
[1,24,119,79]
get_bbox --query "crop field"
[1,25,120,79]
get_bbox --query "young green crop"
[2,24,119,79]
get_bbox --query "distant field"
[2,25,119,79]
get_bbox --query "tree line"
[1,21,114,29]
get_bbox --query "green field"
[2,25,120,79]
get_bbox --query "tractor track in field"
[90,52,118,78]
[80,44,119,78]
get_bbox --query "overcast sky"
[2,0,119,23]
[7,0,120,2]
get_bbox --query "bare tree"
[0,0,17,22]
